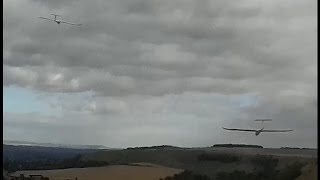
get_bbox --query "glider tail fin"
[51,14,62,17]
[255,119,272,122]
[51,14,61,20]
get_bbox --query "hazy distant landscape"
[3,140,110,149]
[3,142,317,180]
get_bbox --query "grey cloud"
[31,0,79,9]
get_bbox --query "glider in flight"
[222,119,293,136]
[38,14,82,26]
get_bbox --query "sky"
[3,0,317,148]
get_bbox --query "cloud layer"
[3,0,317,148]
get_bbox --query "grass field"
[13,164,183,180]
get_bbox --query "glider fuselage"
[255,127,264,136]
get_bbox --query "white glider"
[222,119,293,136]
[38,14,82,26]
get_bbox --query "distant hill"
[3,140,109,150]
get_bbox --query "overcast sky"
[3,0,317,148]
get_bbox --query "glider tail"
[255,119,272,122]
[51,14,61,20]
[51,14,62,17]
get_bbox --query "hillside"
[82,147,317,178]
[295,162,318,180]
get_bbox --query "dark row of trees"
[212,144,263,148]
[160,170,211,180]
[126,145,181,150]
